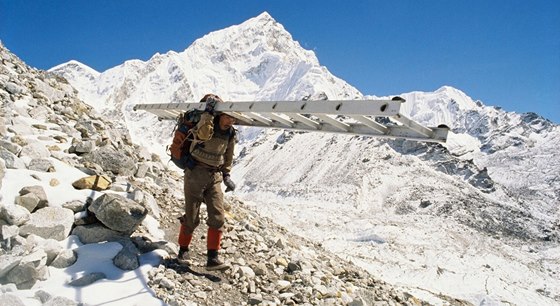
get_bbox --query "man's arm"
[222,132,236,175]
[194,112,214,141]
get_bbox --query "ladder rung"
[288,113,321,129]
[391,114,434,138]
[349,115,388,134]
[266,113,294,128]
[243,112,273,126]
[227,112,254,125]
[315,114,350,132]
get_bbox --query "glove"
[204,96,220,114]
[223,175,236,192]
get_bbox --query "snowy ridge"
[48,12,560,305]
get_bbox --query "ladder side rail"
[222,100,402,116]
[233,121,447,143]
[134,100,403,117]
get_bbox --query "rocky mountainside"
[46,12,559,305]
[0,40,455,305]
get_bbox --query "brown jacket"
[190,113,235,174]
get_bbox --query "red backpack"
[168,110,202,169]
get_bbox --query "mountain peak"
[49,60,100,77]
[254,11,274,21]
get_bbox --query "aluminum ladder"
[134,98,449,143]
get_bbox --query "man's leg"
[204,172,228,270]
[178,167,208,262]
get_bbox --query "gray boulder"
[19,142,50,159]
[74,120,97,138]
[3,249,48,289]
[0,205,31,226]
[0,255,21,279]
[113,240,139,270]
[19,207,74,241]
[28,105,51,121]
[0,293,26,306]
[89,194,147,234]
[135,162,149,178]
[39,239,63,265]
[18,186,48,209]
[81,146,136,175]
[72,140,96,154]
[50,249,77,268]
[15,193,40,212]
[0,148,25,169]
[4,82,25,95]
[68,272,106,287]
[0,140,21,155]
[7,123,34,135]
[28,158,55,172]
[61,200,87,213]
[71,224,127,244]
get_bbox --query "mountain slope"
[48,12,560,305]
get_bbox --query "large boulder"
[113,240,140,270]
[80,146,136,176]
[0,148,25,169]
[0,139,21,155]
[2,249,48,289]
[0,255,21,279]
[19,142,50,159]
[15,193,40,212]
[19,207,74,241]
[71,224,128,244]
[0,205,31,226]
[28,158,56,172]
[50,249,77,269]
[88,194,147,234]
[18,186,48,209]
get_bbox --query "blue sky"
[1,0,559,123]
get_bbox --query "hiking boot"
[206,250,229,271]
[177,247,191,265]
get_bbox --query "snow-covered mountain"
[49,12,559,305]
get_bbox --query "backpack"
[168,110,203,169]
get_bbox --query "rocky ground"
[139,177,471,306]
[147,194,429,305]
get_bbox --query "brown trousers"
[182,165,225,234]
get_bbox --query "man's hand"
[223,175,236,192]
